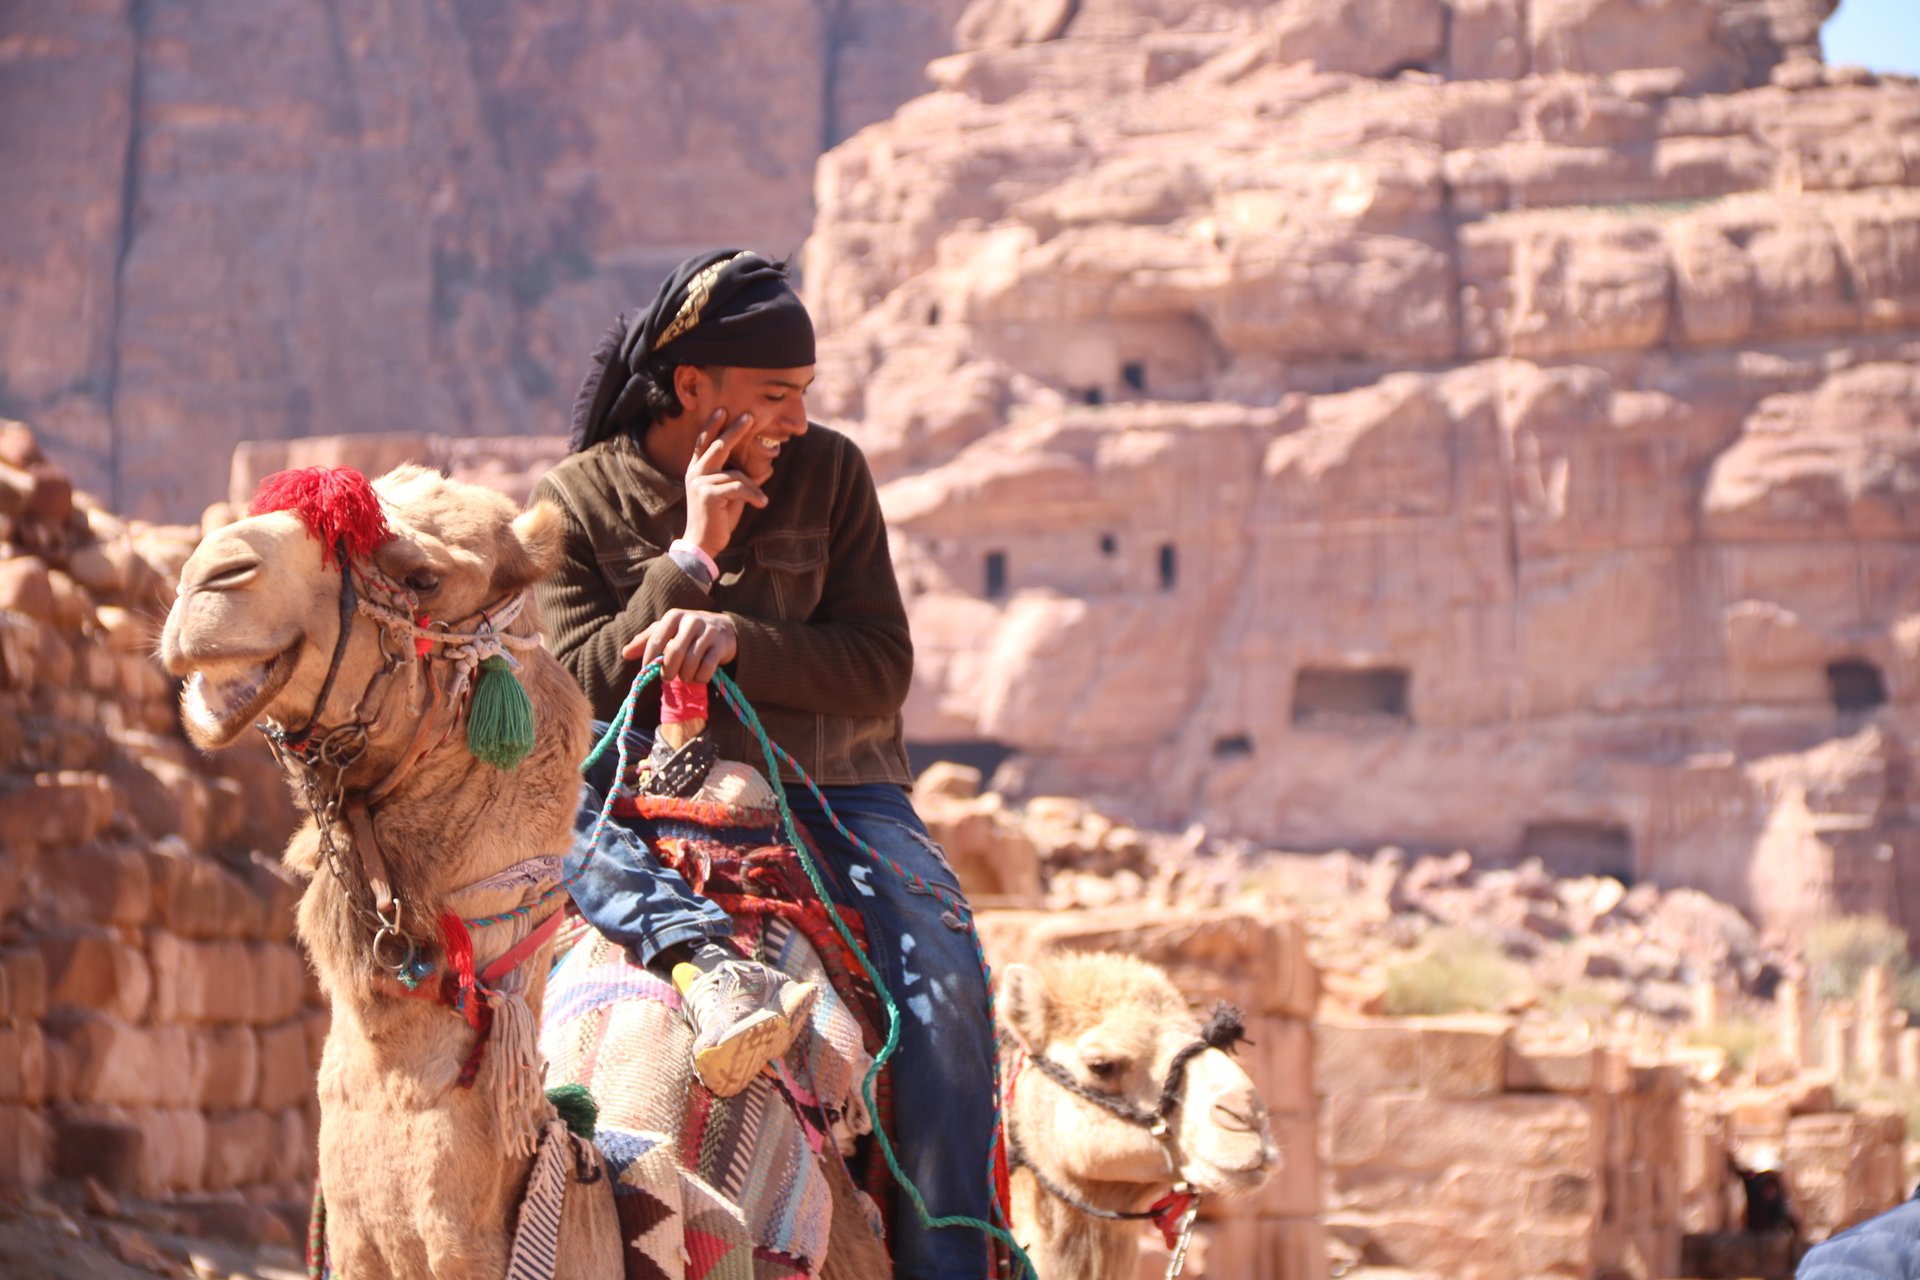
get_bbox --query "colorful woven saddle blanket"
[543,797,891,1280]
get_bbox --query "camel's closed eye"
[1082,1055,1122,1084]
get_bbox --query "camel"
[997,952,1279,1280]
[160,465,621,1280]
[159,463,1269,1280]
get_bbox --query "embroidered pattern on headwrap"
[655,251,748,352]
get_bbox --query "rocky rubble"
[956,776,1910,1278]
[0,421,311,1260]
[923,760,1793,1027]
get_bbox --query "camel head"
[1000,952,1276,1203]
[161,464,564,760]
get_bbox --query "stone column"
[1777,979,1806,1069]
[1861,967,1893,1084]
[1693,978,1723,1028]
[1825,1008,1855,1082]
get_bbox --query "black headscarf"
[569,249,815,453]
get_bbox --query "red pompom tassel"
[249,467,394,568]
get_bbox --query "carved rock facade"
[806,0,1920,940]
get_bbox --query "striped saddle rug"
[542,799,891,1280]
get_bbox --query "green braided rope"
[581,664,1035,1279]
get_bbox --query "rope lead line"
[579,664,1037,1280]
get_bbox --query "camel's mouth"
[1182,1136,1279,1196]
[180,646,299,748]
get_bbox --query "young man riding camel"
[533,250,996,1279]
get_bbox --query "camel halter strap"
[269,538,362,751]
[257,534,540,987]
[1001,1005,1247,1275]
[240,466,545,990]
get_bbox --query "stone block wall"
[1783,1109,1908,1237]
[974,906,1324,1279]
[1317,1019,1684,1280]
[1715,1081,1909,1240]
[0,422,313,1209]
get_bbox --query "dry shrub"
[1804,915,1920,1012]
[1685,1017,1770,1072]
[1383,929,1523,1016]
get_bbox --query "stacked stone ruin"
[0,421,313,1241]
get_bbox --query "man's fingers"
[685,633,719,685]
[692,408,727,456]
[658,618,705,681]
[692,411,755,474]
[697,474,770,508]
[621,619,662,662]
[689,618,739,684]
[642,612,684,666]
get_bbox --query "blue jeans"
[566,723,996,1280]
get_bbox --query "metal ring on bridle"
[371,925,418,975]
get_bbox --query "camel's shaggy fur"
[162,467,619,1280]
[999,952,1278,1280]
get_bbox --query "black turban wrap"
[569,249,816,453]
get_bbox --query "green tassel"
[546,1083,598,1139]
[467,654,536,770]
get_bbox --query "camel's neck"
[295,648,589,1011]
[1012,1169,1146,1280]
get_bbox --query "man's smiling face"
[685,365,815,485]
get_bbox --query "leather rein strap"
[273,538,361,751]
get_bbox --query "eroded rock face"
[804,0,1920,939]
[0,0,967,522]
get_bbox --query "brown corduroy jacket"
[531,425,914,786]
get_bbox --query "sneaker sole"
[694,1008,796,1097]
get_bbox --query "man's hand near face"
[683,408,767,560]
[623,608,739,685]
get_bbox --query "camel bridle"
[1003,1004,1248,1278]
[259,534,537,985]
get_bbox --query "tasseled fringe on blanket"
[488,984,547,1158]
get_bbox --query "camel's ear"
[493,501,565,597]
[997,963,1050,1045]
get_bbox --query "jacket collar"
[609,434,685,518]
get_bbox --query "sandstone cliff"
[0,0,965,523]
[804,0,1920,940]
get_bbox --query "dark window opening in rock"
[1099,532,1117,556]
[1828,659,1887,714]
[1158,543,1177,591]
[927,303,941,325]
[1122,360,1147,392]
[1212,734,1254,758]
[1291,666,1411,725]
[984,550,1008,599]
[1520,821,1635,883]
[907,738,1016,782]
[1079,386,1104,406]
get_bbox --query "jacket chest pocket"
[595,541,664,592]
[751,532,829,618]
